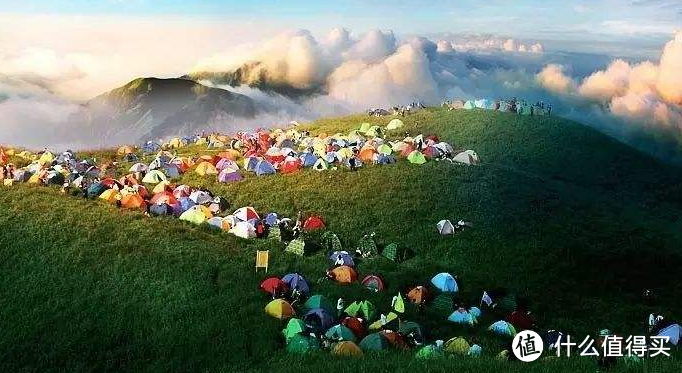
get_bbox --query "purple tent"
[281,273,310,295]
[218,169,242,183]
[216,158,238,171]
[329,251,355,267]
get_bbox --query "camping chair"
[255,250,269,273]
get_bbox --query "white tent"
[230,221,256,239]
[657,324,681,346]
[387,119,404,130]
[189,190,212,205]
[453,150,480,166]
[437,220,456,235]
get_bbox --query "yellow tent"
[99,189,121,204]
[332,341,363,357]
[28,173,43,184]
[117,146,134,155]
[152,181,171,194]
[264,299,295,320]
[444,337,470,355]
[195,161,218,176]
[168,137,184,149]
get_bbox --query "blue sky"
[3,0,680,40]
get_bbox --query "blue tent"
[164,164,181,178]
[142,142,161,153]
[177,197,196,213]
[304,308,335,332]
[265,213,279,227]
[300,153,318,167]
[431,272,458,293]
[448,309,475,325]
[329,251,355,267]
[255,160,276,176]
[87,182,107,197]
[282,273,310,295]
[150,203,173,216]
[245,157,260,172]
[377,155,396,165]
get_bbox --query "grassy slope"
[1,108,681,372]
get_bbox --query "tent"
[444,337,470,355]
[342,317,366,340]
[265,299,295,320]
[99,189,121,204]
[244,157,260,171]
[437,220,455,235]
[216,158,239,172]
[431,273,458,293]
[399,322,424,344]
[357,235,378,256]
[657,324,681,345]
[463,100,476,110]
[322,231,343,252]
[329,251,354,267]
[386,119,404,130]
[150,191,177,206]
[325,325,356,342]
[448,308,476,326]
[286,334,320,354]
[282,318,307,341]
[121,194,145,210]
[303,295,334,314]
[207,216,231,231]
[179,205,212,225]
[359,123,372,133]
[303,216,325,231]
[377,144,393,156]
[331,265,357,284]
[345,300,375,320]
[407,286,430,304]
[234,207,259,221]
[218,169,242,183]
[189,190,212,205]
[407,151,427,165]
[195,161,218,176]
[332,341,363,357]
[299,153,318,167]
[281,273,310,295]
[230,221,256,239]
[150,203,173,216]
[312,158,328,171]
[281,160,301,174]
[489,320,517,337]
[254,160,276,176]
[415,345,442,359]
[359,333,388,352]
[117,146,134,155]
[129,163,148,173]
[260,277,288,295]
[285,238,306,256]
[304,308,334,331]
[381,242,408,262]
[164,164,181,178]
[368,311,398,331]
[453,150,480,165]
[361,275,384,292]
[142,170,167,184]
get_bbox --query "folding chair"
[255,250,269,273]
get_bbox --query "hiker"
[289,288,303,307]
[596,330,618,370]
[255,220,267,238]
[348,156,358,171]
[336,298,345,318]
[292,211,303,238]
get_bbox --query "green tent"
[407,150,427,165]
[393,293,406,314]
[359,333,388,352]
[399,322,424,343]
[282,318,307,341]
[386,118,404,130]
[381,243,408,262]
[377,144,393,155]
[345,300,376,320]
[325,325,356,342]
[357,235,378,256]
[359,123,372,133]
[415,345,442,359]
[285,238,306,256]
[366,126,383,138]
[432,293,453,316]
[303,295,334,314]
[321,231,342,252]
[286,334,320,354]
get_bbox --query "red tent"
[342,317,366,339]
[260,277,288,295]
[303,216,325,231]
[281,160,302,174]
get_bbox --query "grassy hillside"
[1,108,681,372]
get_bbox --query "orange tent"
[217,149,241,160]
[150,191,177,206]
[359,148,377,162]
[121,194,145,210]
[331,266,357,284]
[407,286,431,304]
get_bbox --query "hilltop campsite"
[1,106,681,372]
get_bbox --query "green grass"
[1,108,681,372]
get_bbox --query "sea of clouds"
[1,24,681,162]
